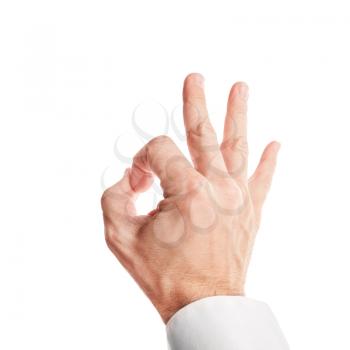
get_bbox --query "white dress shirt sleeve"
[166,296,289,350]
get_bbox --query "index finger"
[129,135,199,198]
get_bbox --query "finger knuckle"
[187,120,215,149]
[151,134,173,145]
[147,135,174,151]
[101,188,113,209]
[104,228,115,247]
[221,137,248,152]
[186,172,208,193]
[104,221,121,247]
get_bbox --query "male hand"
[101,73,280,323]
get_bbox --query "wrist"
[156,282,245,323]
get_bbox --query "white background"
[1,1,350,349]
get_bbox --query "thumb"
[101,168,144,244]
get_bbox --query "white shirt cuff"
[166,296,289,350]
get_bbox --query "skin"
[101,73,280,323]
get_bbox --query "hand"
[101,73,280,323]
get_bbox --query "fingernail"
[238,83,249,100]
[194,73,205,88]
